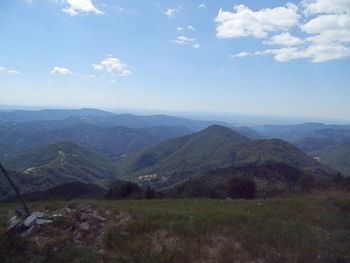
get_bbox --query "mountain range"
[116,125,333,190]
[0,108,348,201]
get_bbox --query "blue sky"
[1,0,350,120]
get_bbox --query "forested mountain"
[0,123,192,161]
[4,141,117,182]
[0,108,347,202]
[0,109,261,161]
[116,125,331,189]
[0,141,122,201]
[166,162,313,198]
[312,144,350,176]
[254,123,350,143]
[0,108,113,124]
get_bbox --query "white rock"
[36,219,53,225]
[31,211,45,218]
[24,214,37,227]
[79,222,90,231]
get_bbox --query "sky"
[0,0,350,120]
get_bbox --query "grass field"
[1,192,350,263]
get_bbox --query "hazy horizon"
[1,103,350,126]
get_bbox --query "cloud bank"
[217,0,350,62]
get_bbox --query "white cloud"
[92,57,131,77]
[51,66,72,75]
[163,7,181,18]
[171,36,200,48]
[230,52,252,58]
[171,36,195,45]
[301,14,350,34]
[188,25,195,31]
[257,43,350,62]
[7,70,21,74]
[0,66,21,74]
[62,0,104,16]
[198,4,206,9]
[306,30,350,45]
[177,25,196,32]
[214,3,299,39]
[264,32,304,46]
[218,0,350,63]
[302,0,350,15]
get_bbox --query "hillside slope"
[3,141,117,183]
[313,143,350,176]
[116,125,327,189]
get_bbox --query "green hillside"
[3,141,117,183]
[116,125,327,189]
[166,162,321,199]
[315,143,350,176]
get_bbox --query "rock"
[24,214,37,227]
[120,231,130,237]
[52,213,63,218]
[31,211,45,218]
[79,222,90,231]
[21,225,39,237]
[95,215,107,222]
[7,216,24,232]
[36,219,53,225]
[24,211,47,227]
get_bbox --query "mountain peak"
[198,125,249,144]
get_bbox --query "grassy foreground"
[1,193,350,263]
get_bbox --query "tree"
[106,182,142,199]
[144,186,156,199]
[227,176,256,199]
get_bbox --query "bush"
[106,182,142,199]
[298,175,315,193]
[144,186,156,199]
[227,176,256,199]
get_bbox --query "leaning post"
[0,162,30,216]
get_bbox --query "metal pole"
[0,162,30,216]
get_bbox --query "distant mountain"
[116,125,329,189]
[50,124,193,161]
[0,108,113,123]
[0,123,193,161]
[294,137,337,153]
[3,141,117,183]
[312,144,350,176]
[254,123,350,142]
[0,108,233,131]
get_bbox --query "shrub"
[227,176,256,199]
[144,186,156,199]
[106,182,142,199]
